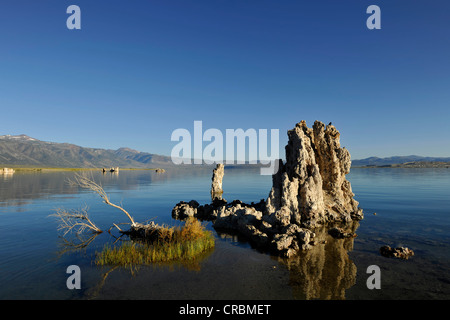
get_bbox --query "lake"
[0,167,449,300]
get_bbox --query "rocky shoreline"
[172,121,364,258]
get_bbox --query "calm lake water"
[0,167,449,300]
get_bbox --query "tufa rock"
[211,163,225,199]
[328,227,356,239]
[265,120,363,227]
[172,120,363,258]
[380,246,415,259]
[171,200,200,220]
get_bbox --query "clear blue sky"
[1,0,449,160]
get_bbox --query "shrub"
[95,218,215,267]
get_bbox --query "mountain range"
[1,134,449,169]
[351,155,450,167]
[0,134,173,169]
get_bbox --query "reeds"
[95,218,215,267]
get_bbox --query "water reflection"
[102,170,120,178]
[277,223,359,300]
[0,168,203,209]
[217,222,359,300]
[54,227,216,300]
[3,168,448,299]
[55,233,103,258]
[1,171,14,181]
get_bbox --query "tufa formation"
[265,120,363,228]
[211,163,225,200]
[172,120,363,257]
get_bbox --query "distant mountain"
[0,134,174,169]
[352,155,450,167]
[2,134,448,170]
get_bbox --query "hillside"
[2,134,449,170]
[0,135,174,169]
[352,155,450,167]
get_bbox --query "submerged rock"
[380,246,415,259]
[171,200,199,220]
[328,227,356,239]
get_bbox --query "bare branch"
[68,173,136,226]
[112,223,124,232]
[50,206,102,235]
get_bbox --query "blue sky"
[1,0,449,160]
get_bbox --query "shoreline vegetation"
[95,218,215,267]
[50,173,213,266]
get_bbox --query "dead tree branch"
[50,206,102,235]
[69,173,136,227]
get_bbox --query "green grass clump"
[95,218,215,267]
